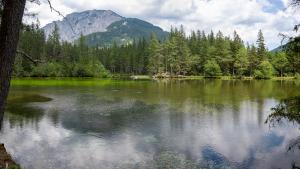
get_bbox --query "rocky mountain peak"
[43,10,123,42]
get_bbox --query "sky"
[26,0,300,49]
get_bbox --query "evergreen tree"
[230,30,243,75]
[204,59,222,77]
[248,44,259,76]
[12,25,300,78]
[256,29,267,61]
[147,33,163,74]
[45,23,61,61]
[234,47,249,76]
[272,52,289,77]
[254,60,274,79]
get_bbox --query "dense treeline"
[14,23,300,78]
[98,26,299,78]
[14,24,109,77]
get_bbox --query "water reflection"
[5,94,52,128]
[266,96,300,126]
[0,79,300,169]
[265,96,300,168]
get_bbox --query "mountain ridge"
[42,10,168,46]
[83,18,169,47]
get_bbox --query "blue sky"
[263,0,285,13]
[27,0,300,49]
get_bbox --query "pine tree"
[45,23,61,61]
[230,31,243,76]
[272,52,289,77]
[147,33,163,75]
[248,44,259,76]
[234,47,249,76]
[256,29,267,61]
[215,31,231,74]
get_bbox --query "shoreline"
[10,75,298,81]
[0,144,20,169]
[130,75,297,81]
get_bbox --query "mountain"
[43,10,123,42]
[271,45,286,52]
[83,18,169,47]
[42,10,168,46]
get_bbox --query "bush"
[31,62,64,77]
[72,61,110,78]
[204,59,222,77]
[254,61,274,79]
[295,73,300,79]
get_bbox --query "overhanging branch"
[16,49,44,65]
[46,0,75,33]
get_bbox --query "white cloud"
[26,0,300,49]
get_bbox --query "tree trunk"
[0,0,26,122]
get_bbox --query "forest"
[14,23,300,79]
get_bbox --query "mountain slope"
[42,10,168,47]
[83,18,169,47]
[43,10,123,42]
[271,44,286,52]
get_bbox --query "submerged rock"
[0,144,20,169]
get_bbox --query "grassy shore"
[129,75,298,80]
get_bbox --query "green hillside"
[83,18,169,47]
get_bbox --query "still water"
[0,79,300,169]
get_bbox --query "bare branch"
[278,33,291,46]
[16,49,44,65]
[45,0,75,33]
[294,24,300,32]
[290,0,300,7]
[287,136,300,152]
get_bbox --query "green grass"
[271,77,296,80]
[11,76,299,87]
[8,165,21,169]
[11,78,130,87]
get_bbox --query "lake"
[1,79,300,169]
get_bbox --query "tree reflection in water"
[266,96,300,169]
[266,96,300,126]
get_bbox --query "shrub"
[295,73,300,79]
[31,62,64,77]
[72,61,110,78]
[204,59,222,77]
[254,61,274,79]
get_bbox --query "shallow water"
[1,79,300,169]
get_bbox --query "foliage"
[147,33,163,74]
[272,52,289,77]
[254,61,274,79]
[204,59,222,77]
[265,96,300,153]
[13,23,110,78]
[256,29,267,61]
[31,62,64,77]
[13,23,300,78]
[8,165,21,169]
[266,96,300,126]
[234,47,249,76]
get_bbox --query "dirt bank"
[0,144,19,169]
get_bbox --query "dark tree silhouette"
[0,0,27,122]
[265,97,300,125]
